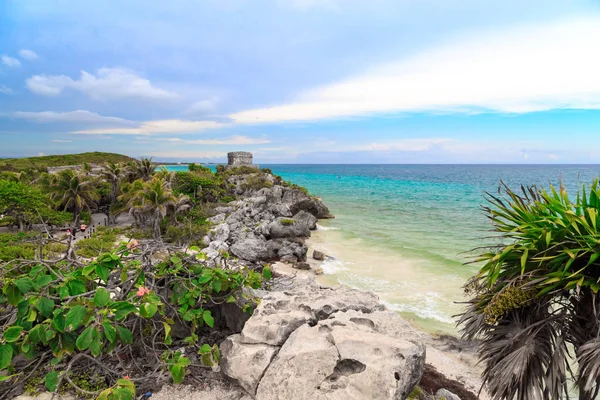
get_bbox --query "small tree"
[460,180,600,400]
[0,180,48,230]
[47,170,99,226]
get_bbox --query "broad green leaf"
[95,264,110,283]
[45,371,59,392]
[35,274,53,287]
[112,302,137,320]
[36,297,55,318]
[14,277,35,294]
[76,326,96,351]
[170,256,181,265]
[94,288,111,307]
[112,388,134,400]
[28,324,45,344]
[0,344,13,369]
[117,326,133,344]
[202,310,214,328]
[4,285,21,306]
[262,266,272,280]
[67,280,86,296]
[103,322,116,343]
[170,364,185,384]
[199,343,211,354]
[65,305,87,330]
[140,302,158,319]
[197,275,211,284]
[3,326,23,342]
[212,279,222,293]
[90,330,103,357]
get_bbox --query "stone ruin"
[227,151,258,169]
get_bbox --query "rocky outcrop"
[220,278,426,400]
[203,172,332,266]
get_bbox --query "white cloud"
[72,119,224,135]
[184,99,218,115]
[26,67,177,101]
[52,140,73,143]
[11,110,132,124]
[358,138,451,152]
[0,85,14,95]
[145,151,226,159]
[158,135,270,145]
[19,49,38,61]
[2,55,21,67]
[230,16,600,123]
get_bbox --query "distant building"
[227,151,258,169]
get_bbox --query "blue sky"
[1,0,599,163]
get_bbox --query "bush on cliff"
[0,239,270,399]
[459,180,600,400]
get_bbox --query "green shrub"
[241,174,273,191]
[74,227,118,258]
[280,218,295,226]
[0,245,270,398]
[164,223,209,246]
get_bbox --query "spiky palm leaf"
[460,179,600,400]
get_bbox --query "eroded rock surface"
[220,278,425,400]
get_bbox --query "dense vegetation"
[0,152,134,172]
[0,157,275,399]
[460,180,600,400]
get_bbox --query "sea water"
[263,164,600,335]
[166,164,600,334]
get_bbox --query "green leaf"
[212,279,222,293]
[36,297,55,318]
[112,302,137,320]
[170,256,182,265]
[169,364,185,384]
[4,285,22,306]
[95,264,110,283]
[14,277,35,294]
[103,322,116,343]
[4,326,23,342]
[94,288,111,307]
[45,371,59,392]
[35,274,53,288]
[59,286,69,300]
[52,313,66,333]
[0,344,13,369]
[202,310,214,328]
[226,295,236,303]
[199,343,211,354]
[28,324,45,344]
[197,275,212,284]
[89,330,103,357]
[117,326,133,344]
[140,302,158,319]
[67,280,87,296]
[76,326,96,351]
[112,388,134,400]
[65,305,87,330]
[262,266,272,280]
[0,374,18,382]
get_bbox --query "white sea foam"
[320,257,345,274]
[316,224,339,231]
[382,299,455,325]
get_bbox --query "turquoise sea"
[166,164,600,334]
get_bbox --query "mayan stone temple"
[227,151,258,169]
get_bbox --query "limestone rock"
[313,250,326,261]
[270,203,293,217]
[436,388,462,400]
[268,217,311,239]
[230,238,274,262]
[220,334,278,395]
[294,262,311,270]
[221,279,425,400]
[211,223,230,242]
[276,240,308,262]
[293,210,318,230]
[208,213,226,224]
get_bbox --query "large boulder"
[281,187,333,219]
[274,239,308,263]
[268,217,311,239]
[230,238,274,262]
[293,210,318,230]
[220,278,425,400]
[211,222,230,242]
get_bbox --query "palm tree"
[459,180,600,400]
[102,162,125,204]
[126,177,176,238]
[47,169,99,226]
[155,166,176,189]
[134,157,156,181]
[171,193,192,222]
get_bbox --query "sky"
[1,0,599,164]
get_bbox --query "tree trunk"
[17,215,24,231]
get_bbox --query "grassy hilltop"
[0,152,135,171]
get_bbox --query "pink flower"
[127,239,139,249]
[136,286,150,297]
[124,375,130,380]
